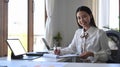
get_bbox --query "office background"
[0,0,119,57]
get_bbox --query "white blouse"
[60,27,111,63]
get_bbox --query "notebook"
[6,39,48,60]
[43,53,79,59]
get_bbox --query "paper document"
[43,53,79,58]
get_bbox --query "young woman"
[54,6,111,63]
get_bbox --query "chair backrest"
[106,30,120,63]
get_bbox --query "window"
[33,0,46,52]
[8,0,28,55]
[0,0,47,56]
[7,0,46,55]
[109,0,119,31]
[98,0,119,31]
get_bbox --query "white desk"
[0,56,70,62]
[0,60,120,67]
[33,56,70,62]
[0,60,67,67]
[0,56,67,67]
[0,56,120,67]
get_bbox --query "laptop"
[6,39,48,60]
[42,38,53,50]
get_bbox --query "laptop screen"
[7,39,26,56]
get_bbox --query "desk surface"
[0,56,68,62]
[33,56,69,62]
[0,57,120,67]
[0,60,120,67]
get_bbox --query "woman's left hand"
[79,51,94,59]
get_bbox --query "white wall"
[52,0,93,47]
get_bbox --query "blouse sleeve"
[94,30,111,62]
[60,30,79,55]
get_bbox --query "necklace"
[80,32,89,53]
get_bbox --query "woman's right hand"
[54,49,60,55]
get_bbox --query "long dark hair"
[76,6,97,28]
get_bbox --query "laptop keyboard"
[22,55,40,60]
[26,52,49,56]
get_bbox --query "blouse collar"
[81,26,97,37]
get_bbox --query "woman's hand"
[54,49,60,55]
[79,51,94,59]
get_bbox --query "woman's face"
[76,11,91,29]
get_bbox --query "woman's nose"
[80,18,84,22]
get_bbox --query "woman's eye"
[82,15,87,18]
[77,17,81,19]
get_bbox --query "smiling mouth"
[82,23,86,26]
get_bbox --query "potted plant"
[53,32,62,47]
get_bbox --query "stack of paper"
[43,53,79,58]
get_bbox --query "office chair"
[106,30,120,63]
